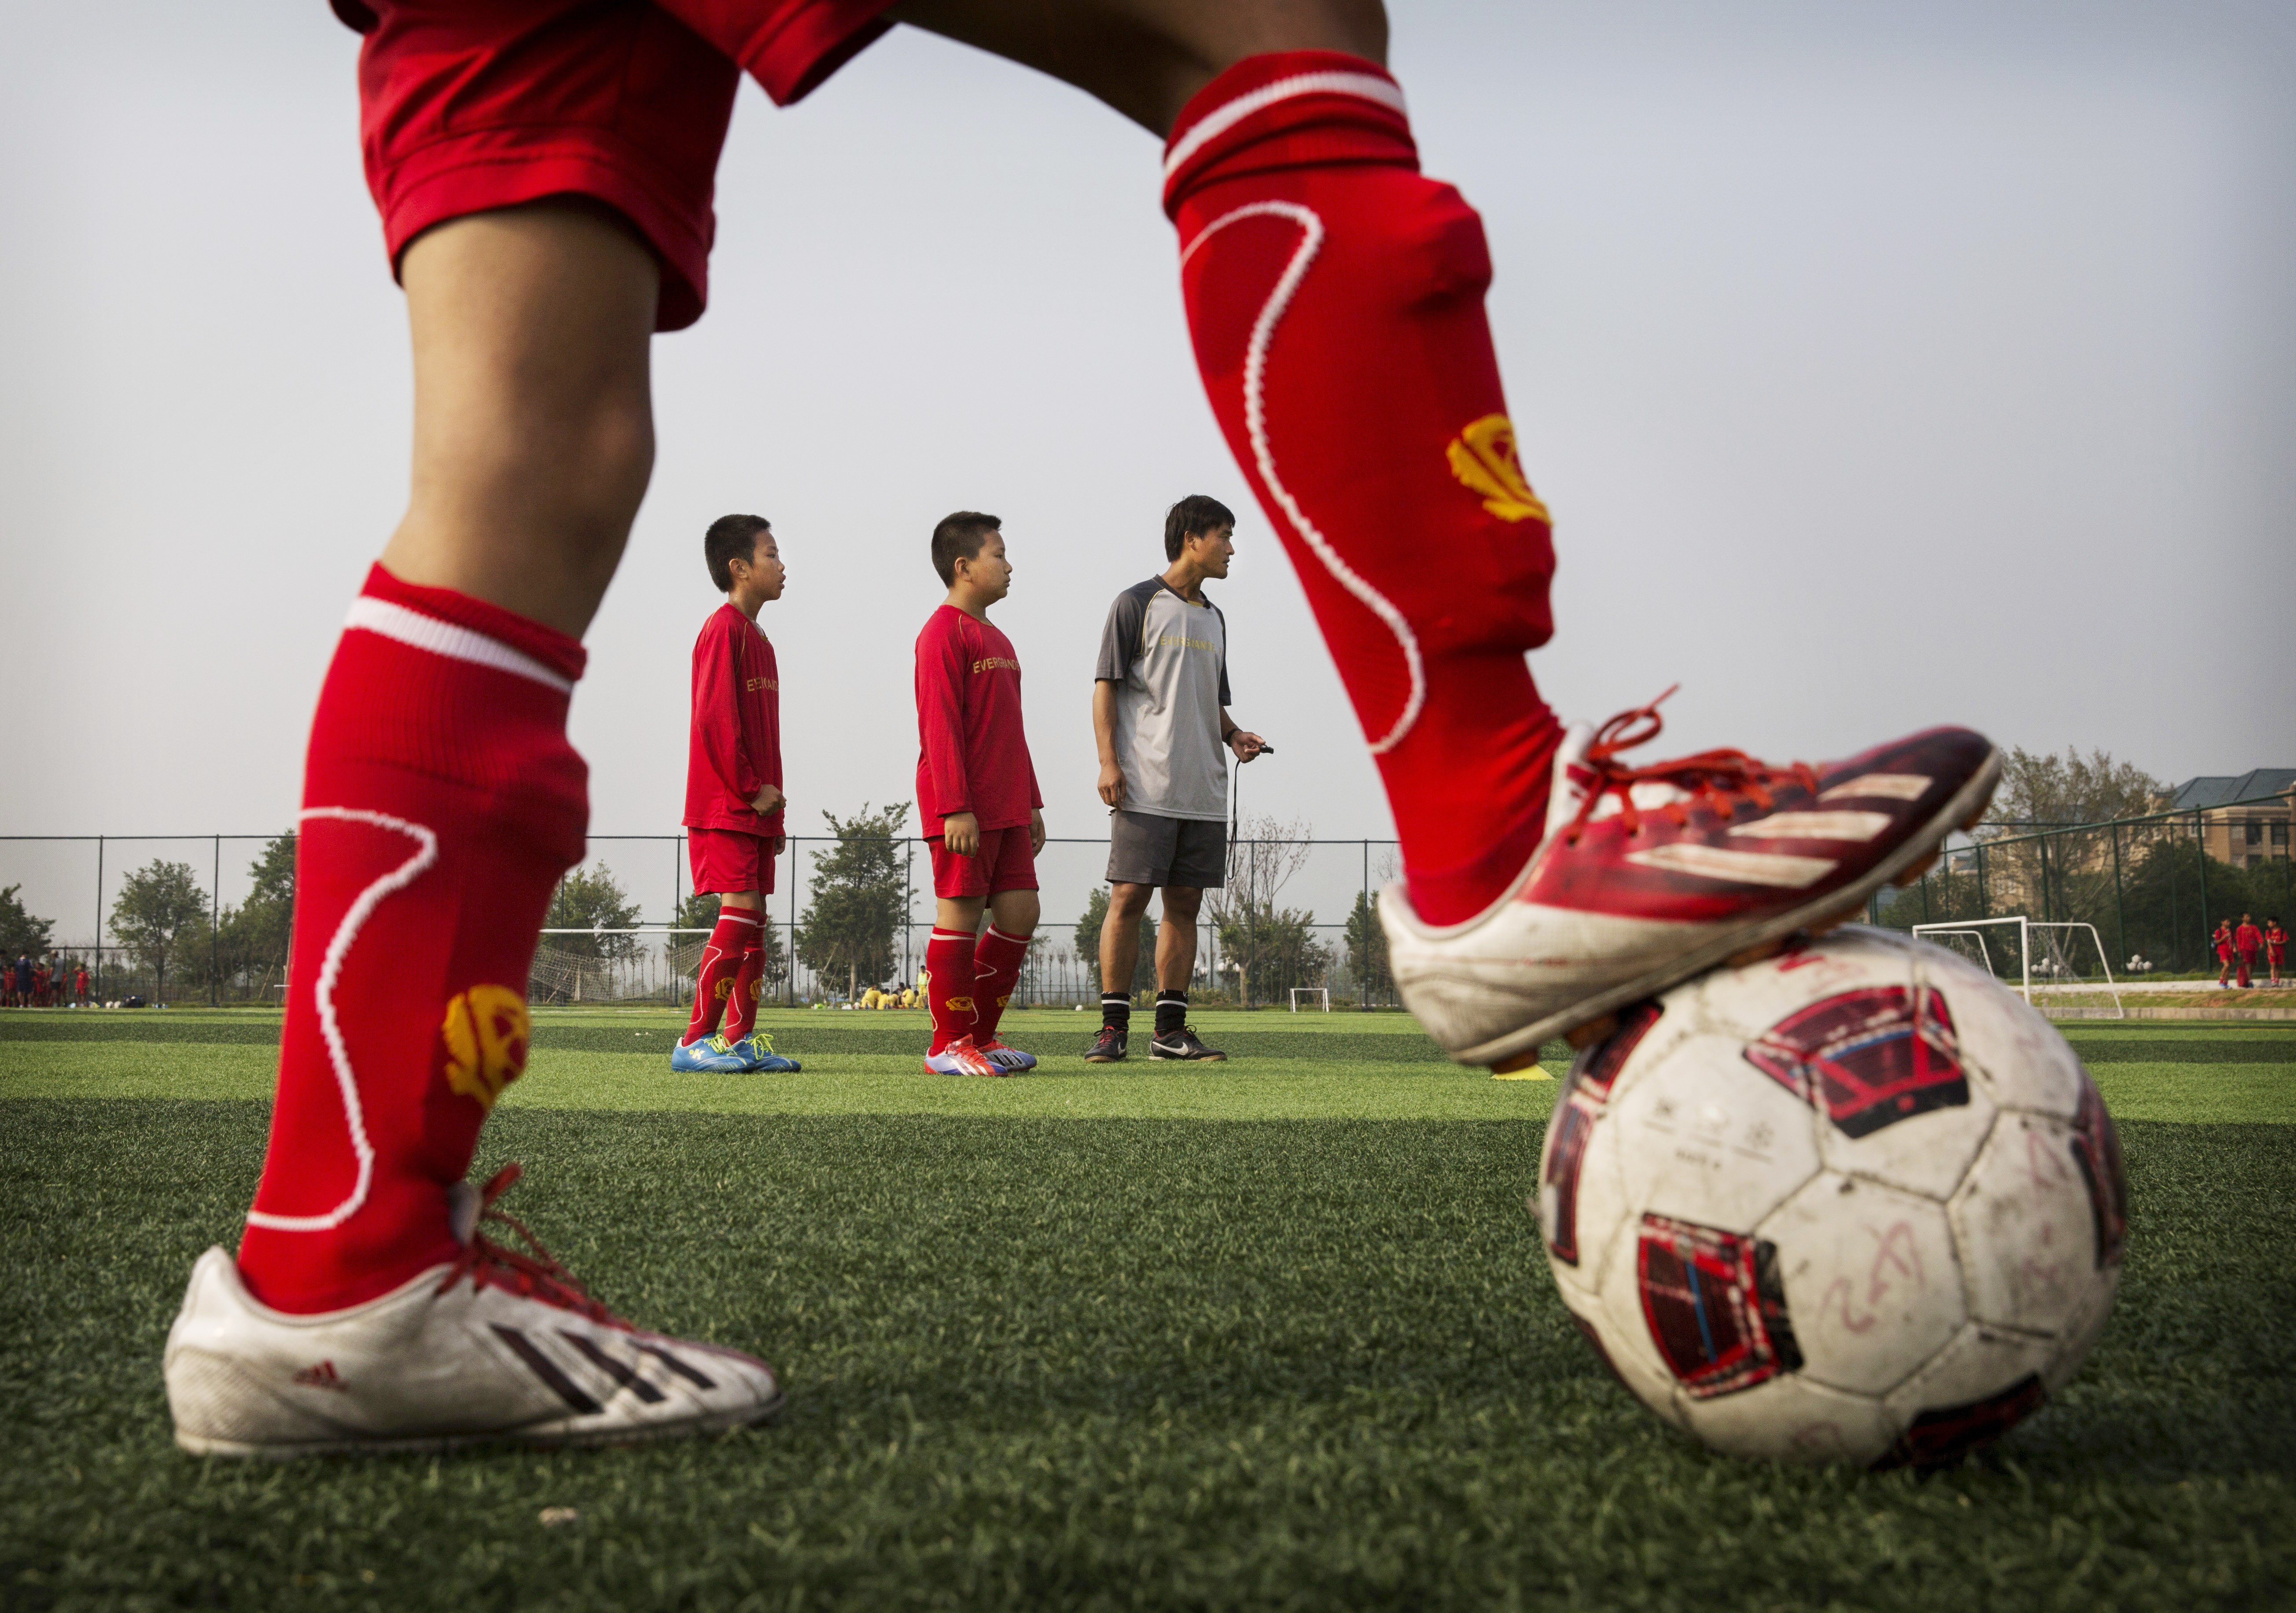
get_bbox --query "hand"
[1029,807,1046,854]
[1228,730,1267,762]
[943,811,980,857]
[767,835,785,858]
[1096,760,1127,808]
[750,783,785,816]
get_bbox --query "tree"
[545,865,644,960]
[1343,887,1389,1004]
[110,861,209,1005]
[796,803,912,1000]
[1991,748,2165,829]
[0,885,54,959]
[213,832,297,992]
[1206,815,1319,1007]
[1073,886,1157,996]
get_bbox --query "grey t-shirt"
[1095,578,1232,821]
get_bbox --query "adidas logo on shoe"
[291,1360,347,1392]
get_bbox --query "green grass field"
[3,1009,2291,1611]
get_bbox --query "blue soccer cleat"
[670,1033,750,1073]
[922,1035,1005,1077]
[732,1032,801,1073]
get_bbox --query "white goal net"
[1911,917,2123,1019]
[1288,987,1331,1013]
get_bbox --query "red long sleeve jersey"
[914,604,1041,836]
[684,603,784,835]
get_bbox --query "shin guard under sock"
[925,928,978,1053]
[1166,52,1564,924]
[684,910,760,1045]
[237,564,587,1313]
[722,942,766,1042]
[970,926,1030,1042]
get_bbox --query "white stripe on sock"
[344,596,574,695]
[1163,71,1407,186]
[245,807,439,1234]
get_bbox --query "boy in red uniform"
[2234,913,2263,991]
[74,966,89,1007]
[2213,921,2236,987]
[2267,917,2288,987]
[914,512,1044,1076]
[677,514,802,1075]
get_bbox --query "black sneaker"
[1149,1025,1227,1061]
[1085,1024,1128,1063]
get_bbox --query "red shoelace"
[437,1164,626,1326]
[1561,687,1821,845]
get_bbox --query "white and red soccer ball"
[1538,926,2126,1469]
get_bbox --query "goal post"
[1910,917,2123,1020]
[1288,987,1331,1013]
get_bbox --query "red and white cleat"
[164,1166,782,1458]
[1380,693,1999,1069]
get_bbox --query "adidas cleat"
[163,1166,782,1458]
[1148,1025,1227,1061]
[1381,693,1999,1070]
[731,1033,800,1073]
[670,1033,750,1073]
[922,1035,1005,1077]
[973,1037,1037,1072]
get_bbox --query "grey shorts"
[1107,810,1227,889]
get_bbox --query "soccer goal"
[1911,917,2123,1019]
[1288,987,1331,1013]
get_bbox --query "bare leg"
[1102,881,1155,994]
[987,888,1042,937]
[382,202,659,637]
[1157,887,1203,993]
[888,0,1386,136]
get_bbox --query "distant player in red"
[677,515,802,1075]
[2213,921,2237,987]
[74,966,89,1007]
[2233,914,2263,991]
[915,512,1044,1077]
[2267,917,2288,986]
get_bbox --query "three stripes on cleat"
[489,1324,715,1414]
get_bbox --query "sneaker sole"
[1149,1048,1227,1061]
[173,1388,786,1460]
[1460,747,2002,1070]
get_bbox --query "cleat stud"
[1490,1048,1545,1074]
[1564,1013,1619,1051]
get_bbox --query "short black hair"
[931,511,1001,586]
[704,514,773,593]
[1164,494,1235,562]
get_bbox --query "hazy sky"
[3,0,2291,932]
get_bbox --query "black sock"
[1155,991,1188,1036]
[1101,994,1131,1031]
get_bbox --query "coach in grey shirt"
[1087,494,1266,1063]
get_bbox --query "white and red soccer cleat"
[164,1165,782,1458]
[1381,693,1999,1069]
[921,1035,1008,1077]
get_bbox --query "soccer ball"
[1538,926,2126,1469]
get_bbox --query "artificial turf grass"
[3,1099,2292,1612]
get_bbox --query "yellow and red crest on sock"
[944,994,975,1014]
[440,984,530,1111]
[1446,414,1550,524]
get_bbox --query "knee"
[1108,883,1153,920]
[1163,889,1203,925]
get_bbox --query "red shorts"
[337,0,900,331]
[929,827,1038,901]
[688,827,779,895]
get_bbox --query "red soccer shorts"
[338,0,901,331]
[929,828,1038,901]
[688,827,779,895]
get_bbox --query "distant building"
[2166,770,2296,870]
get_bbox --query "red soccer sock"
[684,910,761,1044]
[925,928,979,1053]
[235,564,587,1315]
[1166,53,1565,925]
[970,925,1030,1043]
[722,942,766,1042]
